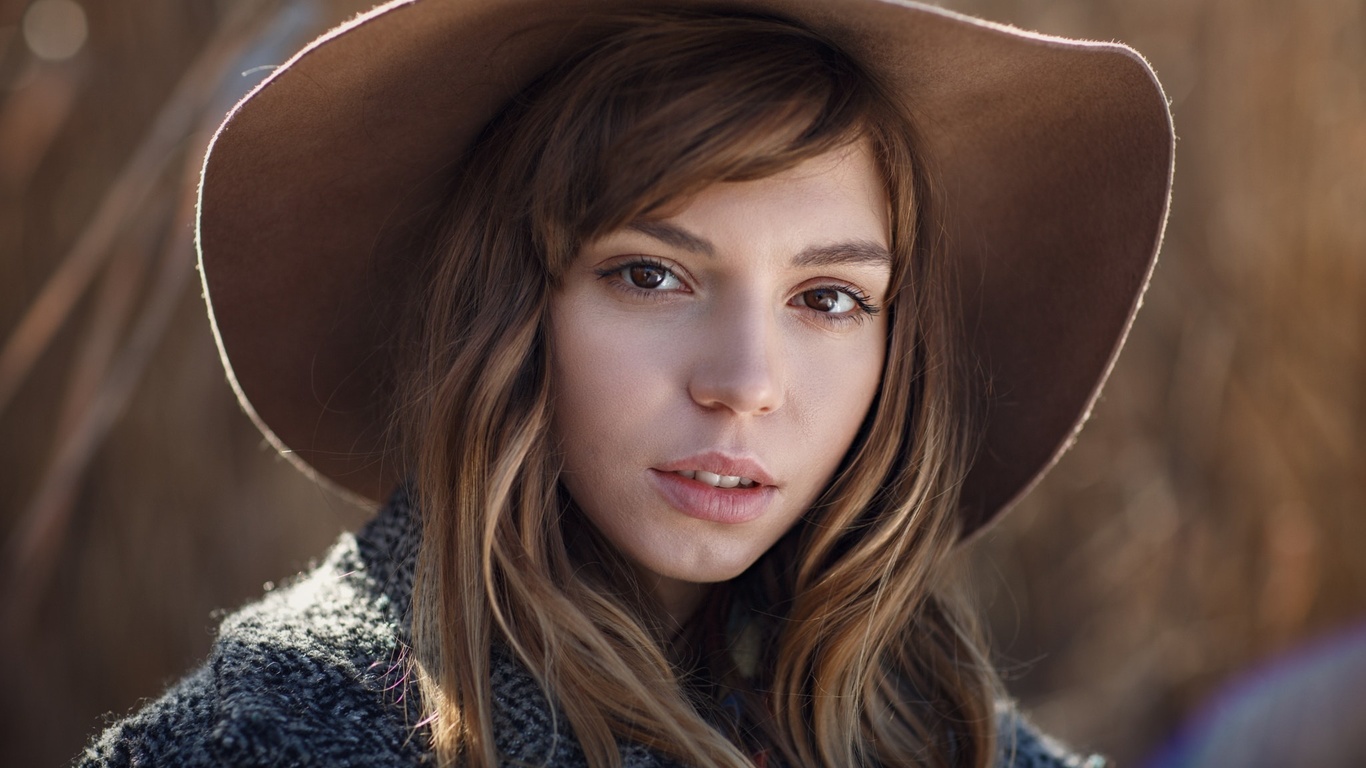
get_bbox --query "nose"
[687,300,785,416]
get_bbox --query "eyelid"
[594,254,673,273]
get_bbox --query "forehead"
[647,142,891,258]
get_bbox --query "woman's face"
[549,143,892,621]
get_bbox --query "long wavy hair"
[401,9,998,768]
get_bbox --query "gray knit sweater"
[77,492,1103,767]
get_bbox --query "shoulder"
[76,531,429,768]
[996,704,1108,768]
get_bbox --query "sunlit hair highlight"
[401,9,998,767]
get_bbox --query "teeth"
[675,470,758,489]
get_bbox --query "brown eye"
[596,260,684,293]
[628,264,667,289]
[802,287,855,313]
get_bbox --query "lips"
[649,451,777,523]
[653,451,776,487]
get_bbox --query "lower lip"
[647,469,777,524]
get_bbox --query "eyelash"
[593,258,882,326]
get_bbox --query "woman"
[79,1,1172,766]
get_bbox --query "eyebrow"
[625,219,892,269]
[627,220,714,256]
[791,241,892,269]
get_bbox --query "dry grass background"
[0,0,1362,765]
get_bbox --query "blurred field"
[1,0,1363,765]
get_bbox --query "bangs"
[505,10,889,274]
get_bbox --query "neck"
[639,571,708,632]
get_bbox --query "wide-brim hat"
[198,0,1174,538]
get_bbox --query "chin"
[643,549,761,586]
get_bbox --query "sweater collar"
[353,484,422,636]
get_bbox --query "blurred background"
[0,0,1362,765]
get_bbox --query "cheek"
[548,296,667,476]
[792,325,886,437]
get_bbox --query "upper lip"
[654,451,777,487]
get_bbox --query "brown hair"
[401,9,998,767]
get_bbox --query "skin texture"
[549,144,891,625]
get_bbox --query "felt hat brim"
[198,0,1174,537]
